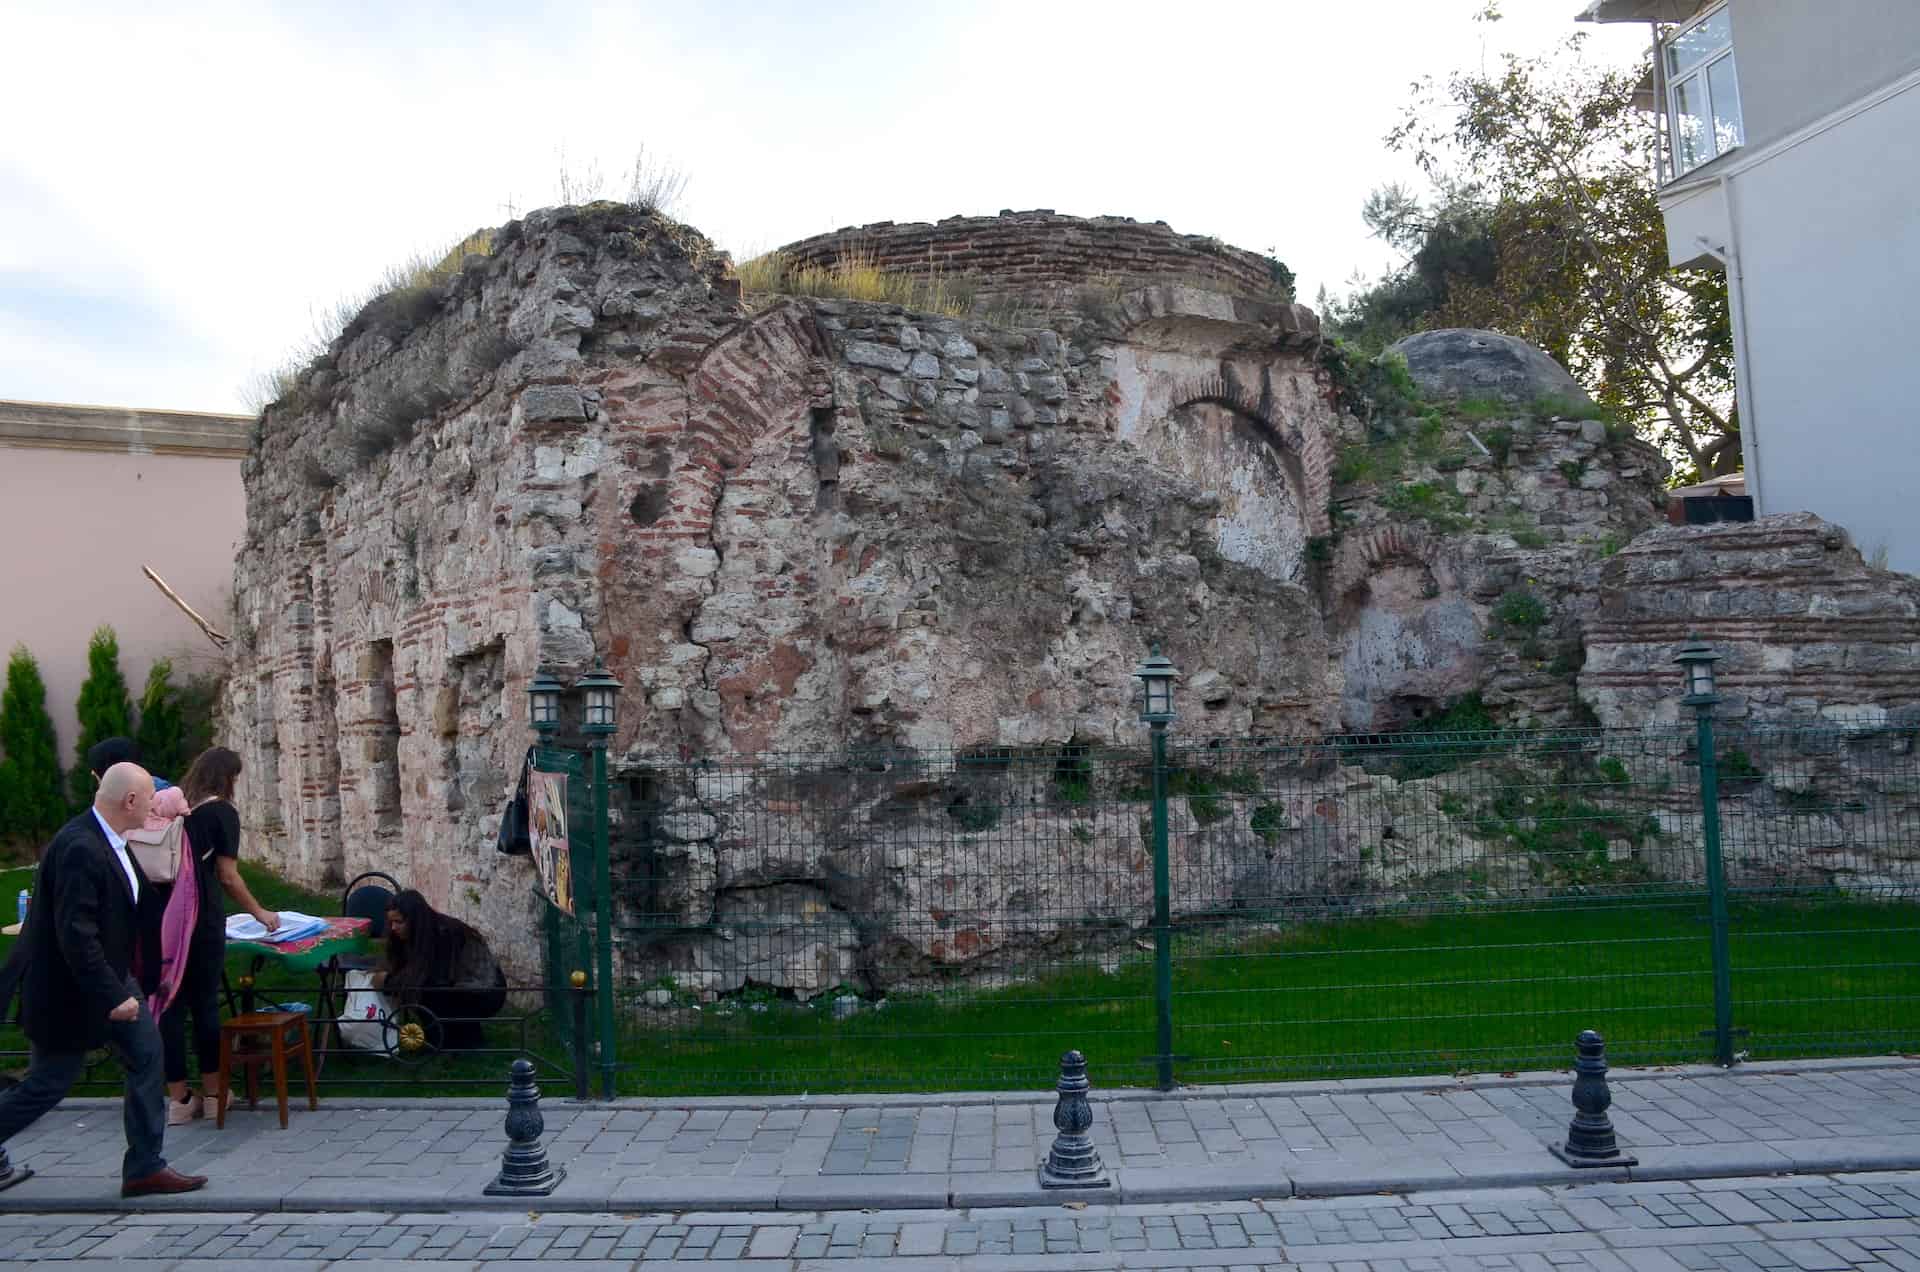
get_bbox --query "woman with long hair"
[371,890,506,1050]
[159,746,281,1123]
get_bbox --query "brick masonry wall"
[775,210,1280,308]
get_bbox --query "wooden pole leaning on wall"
[142,565,229,651]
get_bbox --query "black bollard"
[1549,1029,1637,1168]
[1038,1050,1111,1189]
[484,1059,566,1196]
[0,1143,33,1193]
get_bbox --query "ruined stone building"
[229,207,1920,982]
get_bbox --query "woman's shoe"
[166,1093,204,1126]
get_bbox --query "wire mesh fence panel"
[607,745,1160,1094]
[1163,728,1716,1080]
[581,721,1920,1094]
[7,722,1915,1098]
[1712,721,1920,1058]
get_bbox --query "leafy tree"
[69,625,134,808]
[0,646,67,844]
[1327,184,1501,351]
[134,659,187,784]
[1336,20,1739,479]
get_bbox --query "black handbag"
[496,747,533,855]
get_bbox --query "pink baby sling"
[144,789,202,1018]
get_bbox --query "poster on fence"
[528,768,574,915]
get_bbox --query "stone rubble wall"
[229,205,746,974]
[1323,406,1669,732]
[1581,512,1920,728]
[1573,512,1920,894]
[775,210,1281,311]
[224,200,1920,997]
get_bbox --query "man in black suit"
[0,762,207,1197]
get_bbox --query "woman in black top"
[162,747,281,1123]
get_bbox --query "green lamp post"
[1675,639,1735,1067]
[573,659,621,1097]
[1133,645,1179,1090]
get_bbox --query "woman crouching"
[371,890,507,1050]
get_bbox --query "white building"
[1580,0,1920,572]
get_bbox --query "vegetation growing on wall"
[734,247,981,319]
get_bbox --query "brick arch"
[1165,372,1334,537]
[638,303,833,544]
[1329,524,1443,599]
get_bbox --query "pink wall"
[0,446,243,765]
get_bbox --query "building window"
[1665,3,1743,176]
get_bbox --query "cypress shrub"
[1,645,67,844]
[134,658,187,784]
[69,625,134,808]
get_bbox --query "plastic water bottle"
[15,890,28,926]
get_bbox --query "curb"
[43,1052,1920,1114]
[8,1144,1920,1216]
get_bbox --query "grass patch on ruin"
[734,247,979,318]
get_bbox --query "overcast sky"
[0,2,1648,415]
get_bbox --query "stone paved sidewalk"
[5,1058,1920,1213]
[9,1170,1920,1268]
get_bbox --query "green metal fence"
[6,717,1913,1099]
[577,716,1920,1094]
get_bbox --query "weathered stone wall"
[1322,404,1669,732]
[1581,512,1920,728]
[225,201,1918,996]
[227,205,1344,979]
[229,206,746,966]
[776,211,1282,310]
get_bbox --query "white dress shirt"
[90,807,140,902]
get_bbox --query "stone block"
[844,341,911,373]
[520,385,589,422]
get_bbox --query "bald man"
[0,763,207,1197]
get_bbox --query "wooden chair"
[215,1010,318,1130]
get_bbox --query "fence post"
[1150,721,1174,1091]
[570,970,592,1102]
[1695,706,1736,1067]
[1678,640,1735,1066]
[591,740,616,1099]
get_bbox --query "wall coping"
[0,398,254,458]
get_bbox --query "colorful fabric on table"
[228,915,366,958]
[225,911,328,944]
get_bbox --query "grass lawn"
[605,893,1920,1096]
[8,858,1920,1098]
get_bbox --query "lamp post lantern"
[1675,639,1721,706]
[1133,646,1179,727]
[1676,637,1735,1066]
[527,670,565,736]
[1132,644,1179,1089]
[575,660,622,737]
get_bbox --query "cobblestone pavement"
[8,1170,1920,1268]
[8,1063,1920,1212]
